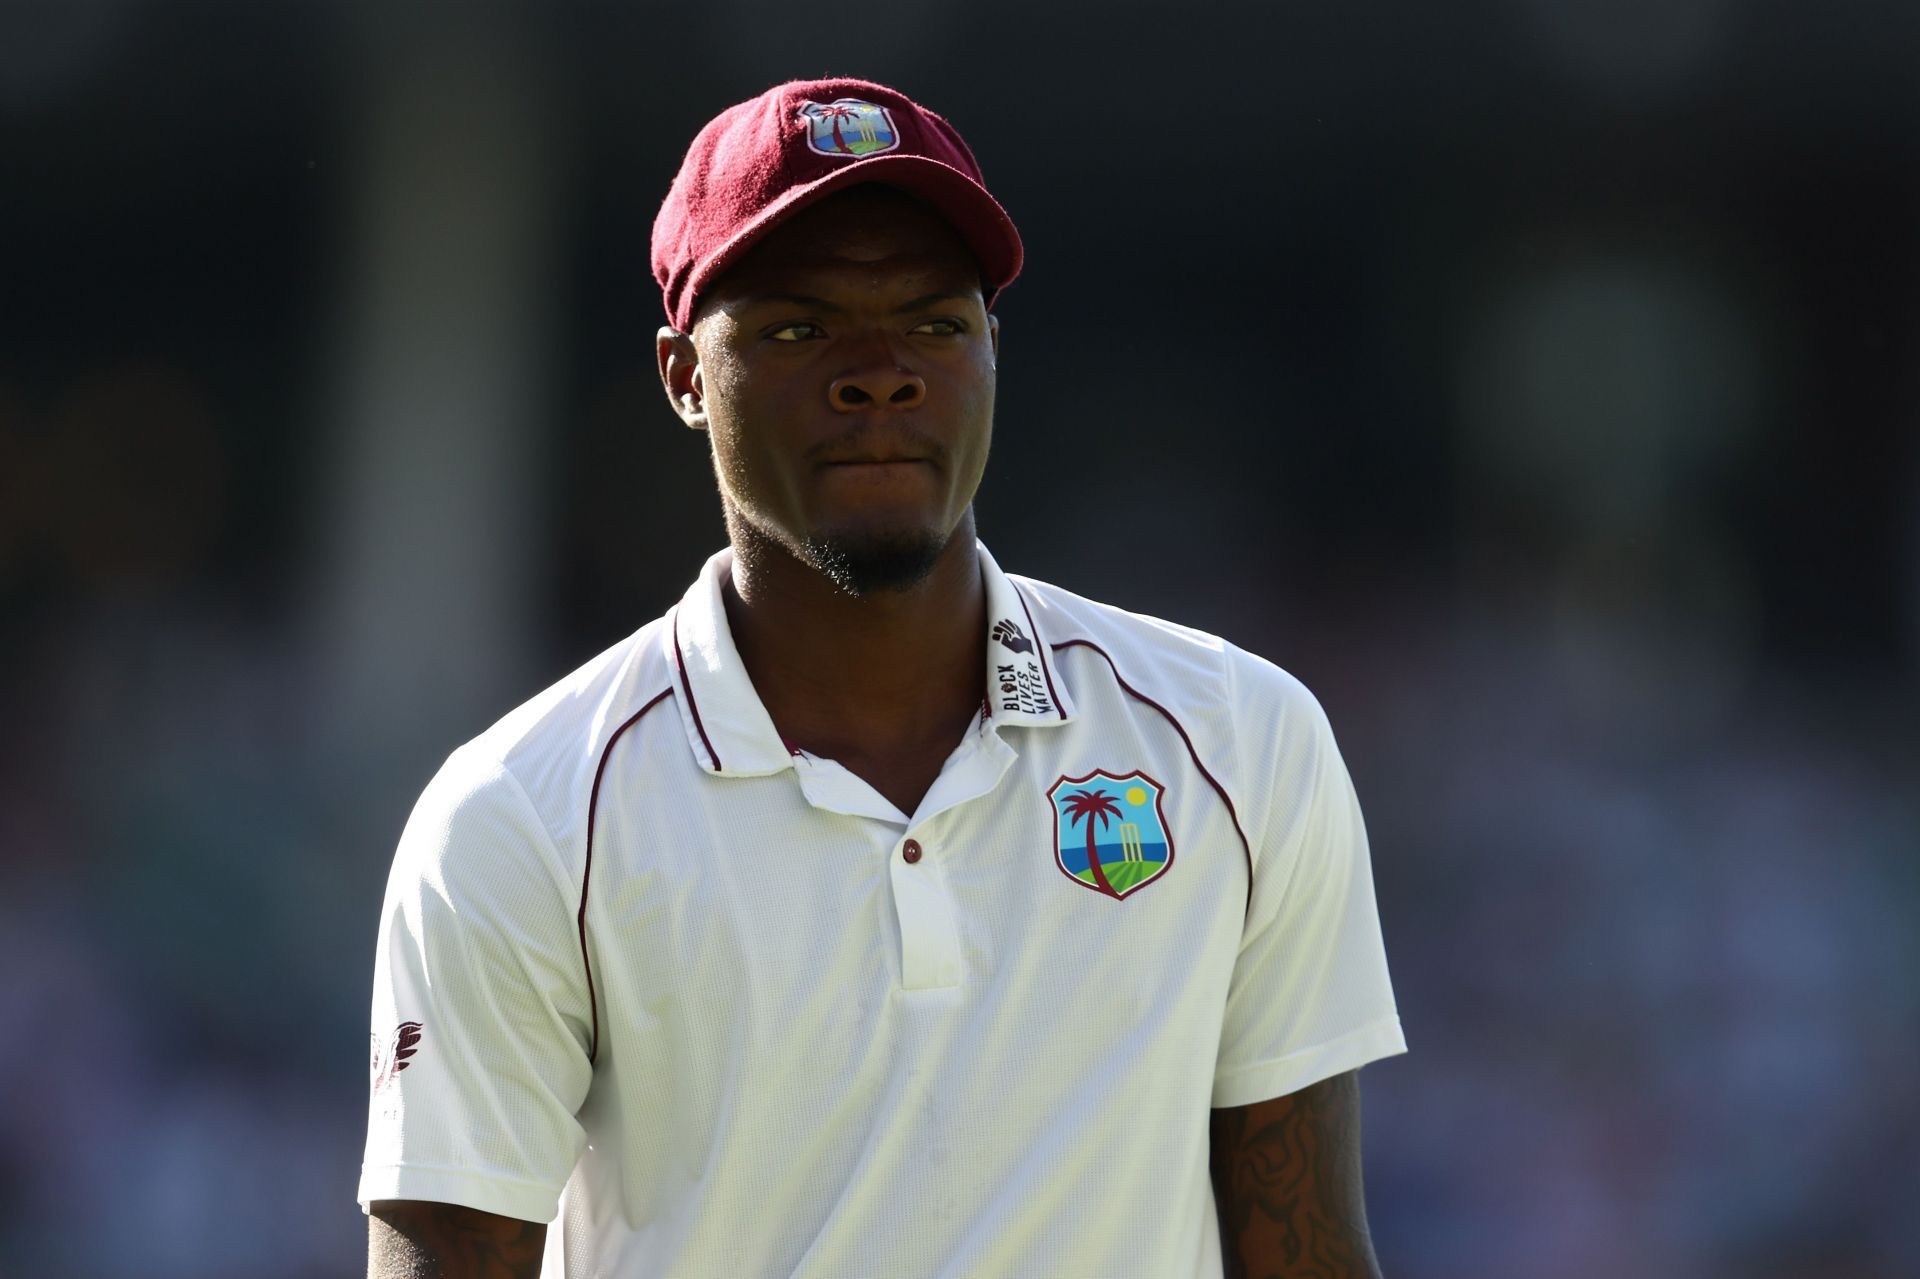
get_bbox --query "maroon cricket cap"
[651,78,1024,332]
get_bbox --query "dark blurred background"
[2,1,1917,1275]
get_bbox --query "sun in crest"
[1125,785,1147,806]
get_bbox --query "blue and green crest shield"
[1047,769,1174,900]
[798,99,900,158]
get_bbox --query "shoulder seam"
[580,685,677,1064]
[1049,639,1254,921]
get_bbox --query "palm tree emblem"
[1060,787,1123,896]
[1048,770,1174,900]
[815,104,860,155]
[800,100,897,160]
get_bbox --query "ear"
[656,327,707,431]
[987,313,1000,367]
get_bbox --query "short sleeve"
[1212,651,1406,1108]
[357,747,594,1222]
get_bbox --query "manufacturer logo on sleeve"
[371,1020,423,1090]
[1047,770,1174,899]
[798,99,900,158]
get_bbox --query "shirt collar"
[667,541,1074,777]
[977,540,1075,730]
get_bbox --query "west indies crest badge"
[1047,769,1174,900]
[798,98,900,158]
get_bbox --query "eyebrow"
[734,288,979,315]
[893,289,980,313]
[738,291,845,314]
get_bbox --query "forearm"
[1209,1070,1382,1279]
[368,1200,547,1279]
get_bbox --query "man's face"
[663,185,1000,595]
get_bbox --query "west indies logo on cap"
[1047,769,1174,900]
[798,98,900,158]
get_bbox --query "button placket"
[890,830,962,990]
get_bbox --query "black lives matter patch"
[371,1020,423,1090]
[991,618,1054,716]
[990,618,1034,654]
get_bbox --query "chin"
[801,523,953,596]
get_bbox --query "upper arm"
[1208,1070,1380,1279]
[1214,654,1404,1108]
[368,1200,546,1279]
[358,752,594,1222]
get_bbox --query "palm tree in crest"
[815,104,859,154]
[1061,788,1123,896]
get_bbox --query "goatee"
[802,527,948,596]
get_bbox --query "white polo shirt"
[359,542,1405,1277]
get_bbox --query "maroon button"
[902,839,923,864]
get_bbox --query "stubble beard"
[724,502,953,598]
[801,524,950,596]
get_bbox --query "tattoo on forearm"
[368,1201,546,1279]
[1209,1070,1381,1279]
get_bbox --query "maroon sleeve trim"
[1050,639,1254,920]
[670,608,723,771]
[1012,584,1067,720]
[581,686,676,1065]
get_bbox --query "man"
[360,78,1405,1277]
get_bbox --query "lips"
[813,447,939,470]
[807,425,944,469]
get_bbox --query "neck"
[721,511,987,761]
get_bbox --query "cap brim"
[674,154,1024,330]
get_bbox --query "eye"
[765,321,825,342]
[909,318,967,336]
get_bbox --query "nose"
[828,362,926,412]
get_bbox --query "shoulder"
[1012,571,1326,731]
[1013,572,1341,845]
[471,613,679,773]
[404,614,683,883]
